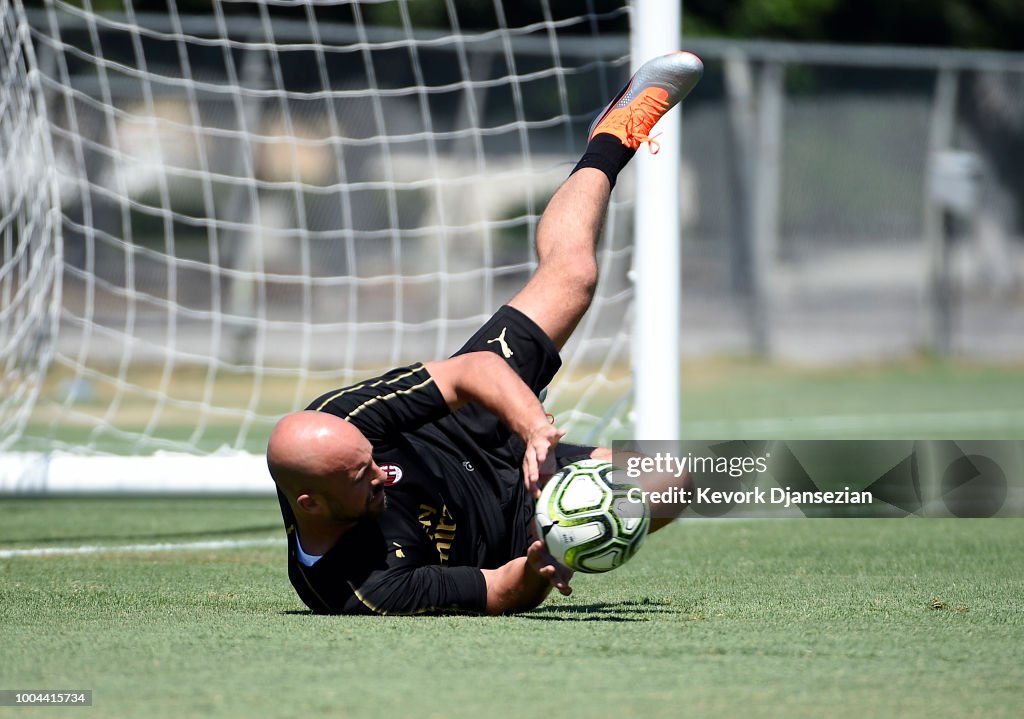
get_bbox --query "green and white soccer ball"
[534,458,650,573]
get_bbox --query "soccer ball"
[534,458,650,573]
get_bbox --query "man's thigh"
[450,304,562,395]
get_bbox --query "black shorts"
[452,304,561,395]
[410,305,595,566]
[451,304,595,464]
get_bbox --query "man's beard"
[324,487,386,524]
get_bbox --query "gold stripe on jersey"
[341,376,437,421]
[348,580,476,617]
[348,582,433,616]
[313,364,428,412]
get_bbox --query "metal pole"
[924,68,959,357]
[723,52,758,330]
[750,60,785,357]
[631,0,682,440]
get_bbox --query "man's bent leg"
[508,167,609,350]
[508,52,703,350]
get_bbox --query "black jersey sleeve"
[307,363,450,443]
[288,511,488,616]
[290,548,488,616]
[345,564,487,615]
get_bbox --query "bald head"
[267,411,369,499]
[269,410,387,541]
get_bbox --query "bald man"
[267,52,703,615]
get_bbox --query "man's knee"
[556,256,598,307]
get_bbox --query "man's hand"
[425,352,566,495]
[521,421,566,498]
[526,539,572,597]
[482,539,574,614]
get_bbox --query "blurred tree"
[21,1,1020,50]
[685,0,1022,51]
[22,0,629,33]
[684,0,1024,231]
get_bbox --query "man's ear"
[296,493,321,515]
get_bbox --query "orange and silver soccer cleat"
[588,52,704,154]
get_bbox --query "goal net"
[1,0,62,455]
[1,0,662,493]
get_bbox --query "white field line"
[0,536,284,559]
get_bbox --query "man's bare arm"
[479,540,573,615]
[424,352,565,494]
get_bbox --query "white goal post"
[0,0,683,495]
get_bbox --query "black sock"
[570,134,636,189]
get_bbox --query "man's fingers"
[539,451,557,479]
[521,423,564,496]
[527,540,573,595]
[532,445,547,471]
[541,565,572,595]
[522,450,539,495]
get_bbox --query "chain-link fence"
[680,40,1024,362]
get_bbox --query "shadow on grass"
[520,599,682,622]
[279,600,682,622]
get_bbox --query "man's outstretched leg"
[509,51,703,349]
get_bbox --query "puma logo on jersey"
[487,327,514,359]
[392,542,405,559]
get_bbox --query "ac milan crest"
[380,463,404,486]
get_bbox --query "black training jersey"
[278,363,496,615]
[277,306,568,615]
[278,495,488,615]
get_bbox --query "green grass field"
[18,359,1024,454]
[2,499,1022,718]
